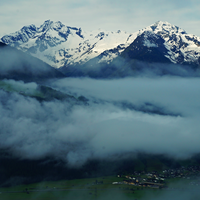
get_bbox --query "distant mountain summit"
[1,20,134,69]
[136,21,200,66]
[1,20,200,77]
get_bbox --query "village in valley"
[113,165,200,189]
[1,164,200,200]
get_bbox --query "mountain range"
[1,20,200,77]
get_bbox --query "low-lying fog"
[1,76,200,167]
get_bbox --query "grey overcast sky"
[0,0,200,37]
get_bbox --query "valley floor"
[1,168,200,200]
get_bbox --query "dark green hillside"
[37,85,76,101]
[0,79,78,102]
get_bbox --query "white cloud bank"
[0,77,200,166]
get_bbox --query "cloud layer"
[1,77,200,167]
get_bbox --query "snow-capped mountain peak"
[150,21,186,34]
[128,21,200,65]
[38,20,54,32]
[136,21,187,38]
